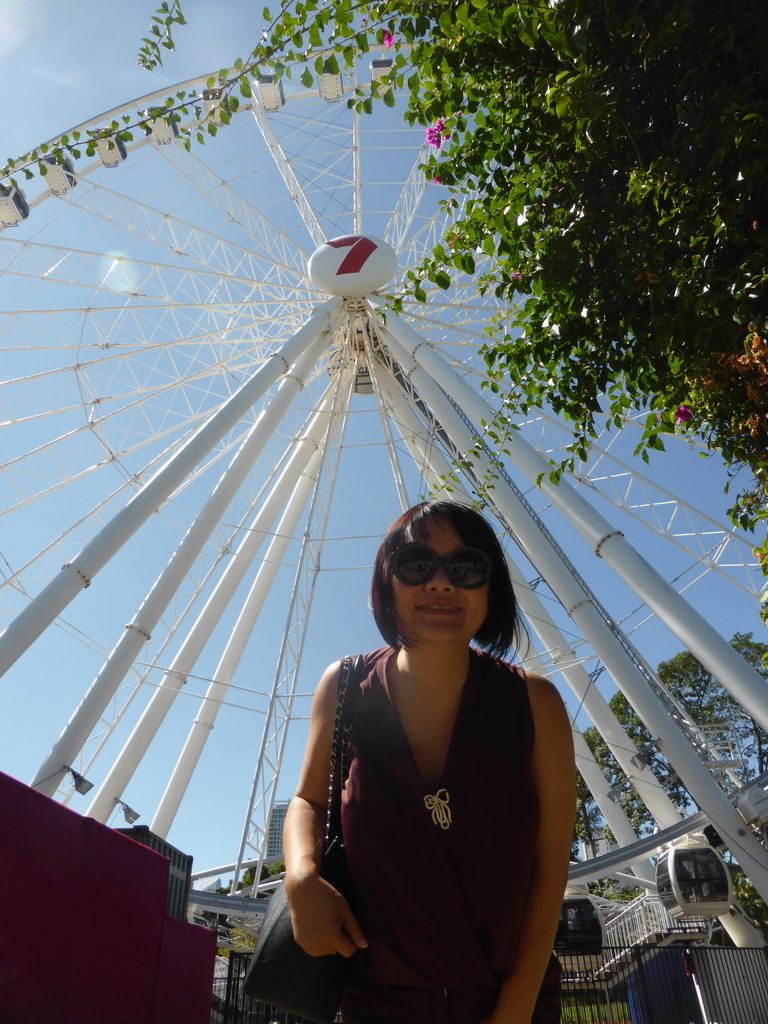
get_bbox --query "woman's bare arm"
[483,672,576,1024]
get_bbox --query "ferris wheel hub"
[308,235,397,296]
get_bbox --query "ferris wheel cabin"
[555,894,608,954]
[655,843,733,917]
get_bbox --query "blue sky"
[1,0,766,881]
[1,0,260,162]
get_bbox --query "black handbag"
[244,654,363,1023]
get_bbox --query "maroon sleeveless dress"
[340,646,561,1024]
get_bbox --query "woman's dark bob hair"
[371,500,522,659]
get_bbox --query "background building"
[266,801,289,860]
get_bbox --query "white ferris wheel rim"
[0,66,766,902]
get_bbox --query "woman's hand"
[285,871,367,958]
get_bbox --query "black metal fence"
[213,946,768,1024]
[211,952,332,1024]
[559,944,768,1024]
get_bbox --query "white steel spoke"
[0,238,317,305]
[156,139,313,267]
[249,103,331,249]
[515,411,761,596]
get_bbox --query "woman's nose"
[428,564,454,589]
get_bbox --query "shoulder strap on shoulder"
[325,654,364,846]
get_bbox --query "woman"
[283,500,576,1024]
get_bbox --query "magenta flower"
[383,30,394,49]
[675,405,693,424]
[431,176,442,184]
[426,117,451,149]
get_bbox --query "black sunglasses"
[391,543,492,589]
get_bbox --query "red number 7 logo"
[327,236,378,275]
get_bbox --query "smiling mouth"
[417,604,461,612]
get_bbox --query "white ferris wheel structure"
[1,61,767,922]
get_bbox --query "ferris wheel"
[1,63,767,916]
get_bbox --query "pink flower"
[383,30,394,48]
[432,176,442,184]
[675,405,693,424]
[426,117,451,149]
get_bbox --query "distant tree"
[572,774,641,900]
[657,633,768,779]
[262,859,286,878]
[217,923,258,957]
[732,872,768,941]
[573,771,613,859]
[573,777,596,859]
[236,865,257,892]
[212,861,286,955]
[582,697,692,838]
[590,876,642,904]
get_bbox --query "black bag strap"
[325,654,363,849]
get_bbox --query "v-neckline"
[379,647,473,793]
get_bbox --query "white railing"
[605,892,709,950]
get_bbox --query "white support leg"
[150,439,326,836]
[31,316,339,796]
[570,730,657,886]
[230,368,356,892]
[368,360,413,510]
[375,371,463,503]
[0,298,344,680]
[84,394,334,823]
